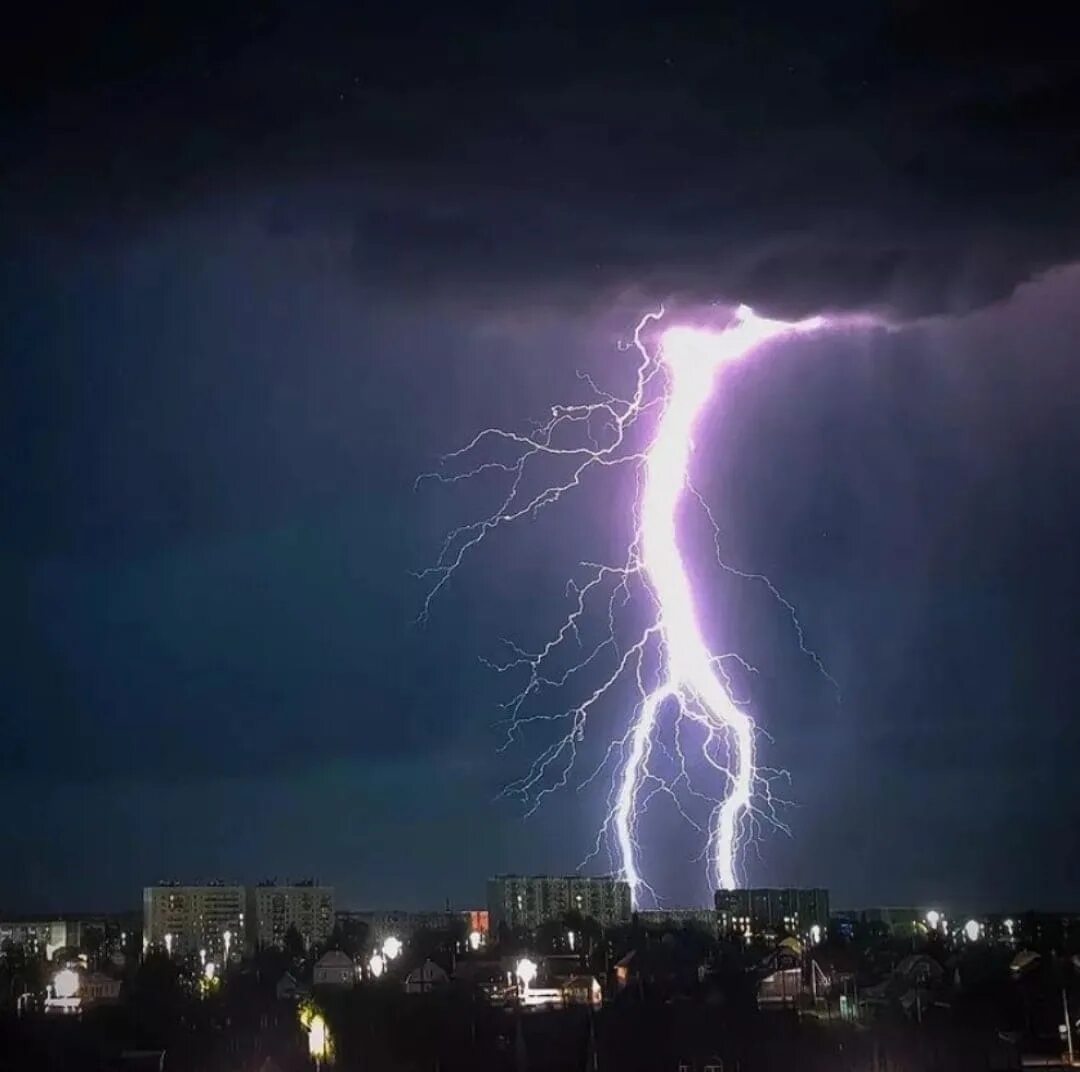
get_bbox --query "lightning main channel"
[418,304,837,905]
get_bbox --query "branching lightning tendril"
[417,304,851,906]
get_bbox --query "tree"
[283,924,306,963]
[83,925,105,964]
[329,918,369,959]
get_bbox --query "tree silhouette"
[283,924,306,963]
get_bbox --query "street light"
[204,961,216,981]
[516,957,538,994]
[200,947,207,967]
[468,930,482,952]
[369,953,385,979]
[164,933,173,957]
[223,930,233,962]
[382,936,402,961]
[53,968,80,1000]
[308,1012,331,1065]
[810,923,822,945]
[964,919,981,942]
[925,910,941,931]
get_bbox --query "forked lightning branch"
[419,305,857,906]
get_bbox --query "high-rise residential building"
[335,907,490,946]
[639,907,718,931]
[253,882,334,950]
[143,883,245,960]
[715,887,830,939]
[0,919,79,960]
[0,913,139,961]
[487,875,632,932]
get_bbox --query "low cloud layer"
[5,2,1080,318]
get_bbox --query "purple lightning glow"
[420,304,855,904]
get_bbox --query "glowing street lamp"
[468,930,482,952]
[964,919,981,942]
[299,1002,333,1068]
[925,910,941,931]
[369,952,385,979]
[199,947,207,967]
[53,968,80,1000]
[382,936,402,962]
[223,929,233,962]
[516,957,538,994]
[204,961,216,981]
[164,933,173,957]
[809,923,822,945]
[1004,918,1015,939]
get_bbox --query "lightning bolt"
[418,304,857,906]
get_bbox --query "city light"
[369,953,385,978]
[223,929,233,961]
[382,936,402,961]
[204,961,216,980]
[516,957,538,992]
[199,947,207,966]
[1004,918,1015,938]
[809,924,822,945]
[308,1013,330,1061]
[567,930,576,952]
[468,930,482,952]
[53,968,80,1000]
[925,910,941,930]
[164,932,173,956]
[964,919,981,942]
[299,1003,332,1065]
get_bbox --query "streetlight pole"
[1063,988,1074,1066]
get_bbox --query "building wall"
[715,887,830,937]
[639,908,718,931]
[462,908,490,938]
[0,920,75,959]
[336,908,477,944]
[487,875,632,932]
[143,884,246,960]
[253,885,334,950]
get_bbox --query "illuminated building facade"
[715,887,830,939]
[335,907,488,945]
[143,883,245,959]
[638,907,718,931]
[253,882,334,950]
[487,875,632,932]
[0,919,79,960]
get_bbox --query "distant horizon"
[7,888,1080,921]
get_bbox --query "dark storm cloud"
[5,2,1080,318]
[4,2,1080,909]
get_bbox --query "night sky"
[3,2,1080,914]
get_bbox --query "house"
[81,972,122,1005]
[613,945,703,998]
[757,966,807,1007]
[405,959,449,994]
[313,950,355,987]
[560,974,602,1007]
